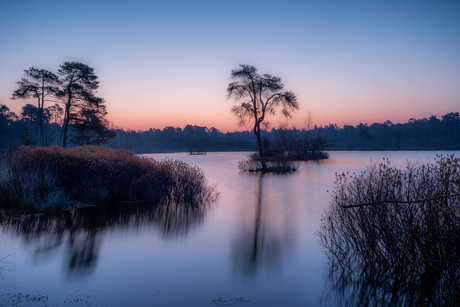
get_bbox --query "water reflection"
[322,257,460,307]
[231,174,296,278]
[0,201,210,279]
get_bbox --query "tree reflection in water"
[232,174,296,278]
[0,201,210,278]
[319,156,460,307]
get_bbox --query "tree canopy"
[57,61,114,147]
[11,67,59,146]
[8,62,115,148]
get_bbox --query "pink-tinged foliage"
[1,146,217,212]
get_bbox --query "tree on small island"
[227,64,299,172]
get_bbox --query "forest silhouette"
[2,62,458,153]
[2,104,459,153]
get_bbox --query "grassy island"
[0,146,217,213]
[238,147,329,173]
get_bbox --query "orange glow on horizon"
[6,91,458,133]
[107,100,458,133]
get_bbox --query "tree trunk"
[62,97,71,148]
[254,122,267,171]
[38,83,45,146]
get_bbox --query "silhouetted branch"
[341,193,460,208]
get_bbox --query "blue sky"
[1,0,459,131]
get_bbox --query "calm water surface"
[0,151,457,306]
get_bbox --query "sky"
[1,0,459,132]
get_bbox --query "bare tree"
[227,64,299,170]
[304,108,313,131]
[11,67,59,146]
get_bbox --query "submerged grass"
[0,146,217,213]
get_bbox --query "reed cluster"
[0,146,217,212]
[319,155,460,306]
[238,158,298,173]
[238,151,298,173]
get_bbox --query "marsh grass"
[237,147,325,173]
[238,152,298,173]
[319,155,460,306]
[0,171,71,212]
[286,150,329,161]
[0,146,217,213]
[238,158,298,173]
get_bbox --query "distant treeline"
[1,104,62,149]
[108,125,257,153]
[108,112,460,153]
[2,104,459,152]
[318,112,460,150]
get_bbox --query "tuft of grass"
[0,163,70,212]
[0,146,218,213]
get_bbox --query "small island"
[226,65,329,173]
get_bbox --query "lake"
[0,151,457,306]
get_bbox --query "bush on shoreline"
[0,146,217,212]
[318,155,460,305]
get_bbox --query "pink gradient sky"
[1,1,459,132]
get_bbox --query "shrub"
[0,168,71,212]
[0,146,217,212]
[238,158,298,173]
[238,152,298,173]
[318,155,460,306]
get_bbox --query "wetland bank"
[1,151,458,306]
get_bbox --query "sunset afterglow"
[1,1,459,132]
